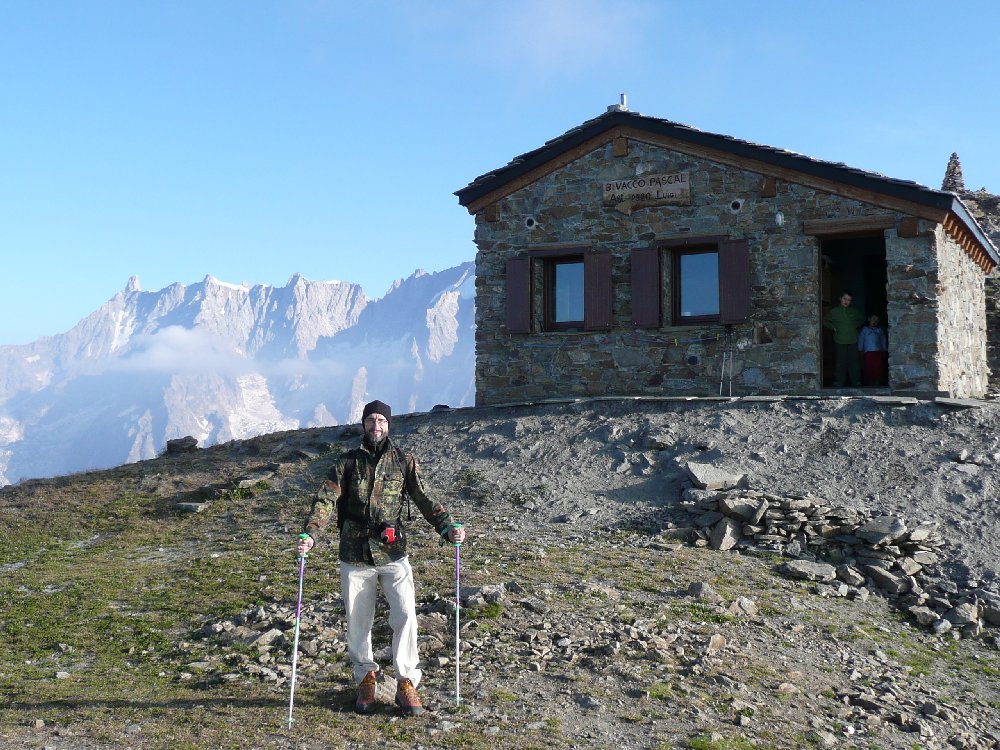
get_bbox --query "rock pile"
[674,469,1000,642]
[185,595,347,687]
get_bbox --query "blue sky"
[2,0,998,345]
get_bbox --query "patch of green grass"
[668,601,736,625]
[686,736,767,750]
[466,601,503,619]
[649,681,674,701]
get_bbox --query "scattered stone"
[176,502,208,513]
[706,634,726,654]
[709,517,741,551]
[945,603,980,627]
[686,462,744,491]
[862,565,910,595]
[688,581,723,603]
[780,560,837,582]
[856,516,907,546]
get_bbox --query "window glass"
[553,261,584,322]
[679,252,719,318]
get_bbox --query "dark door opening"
[820,235,888,388]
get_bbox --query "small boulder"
[779,560,837,582]
[166,436,199,454]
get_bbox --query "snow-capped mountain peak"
[0,262,474,484]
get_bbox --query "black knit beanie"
[362,399,392,423]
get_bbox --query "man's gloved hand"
[443,523,465,546]
[296,533,315,556]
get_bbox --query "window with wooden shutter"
[584,253,613,330]
[631,246,661,327]
[719,239,750,324]
[661,235,751,325]
[528,246,612,332]
[505,257,531,333]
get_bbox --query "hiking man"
[296,399,466,716]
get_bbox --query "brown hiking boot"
[355,671,377,714]
[395,677,425,716]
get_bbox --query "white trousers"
[340,557,422,687]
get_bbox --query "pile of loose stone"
[674,462,1000,642]
[184,597,346,687]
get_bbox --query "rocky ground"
[3,395,1000,749]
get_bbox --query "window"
[630,237,750,328]
[674,248,720,322]
[504,248,613,333]
[546,257,584,328]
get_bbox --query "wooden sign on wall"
[603,172,691,211]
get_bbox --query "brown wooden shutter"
[584,252,613,330]
[719,239,750,324]
[630,246,661,327]
[505,257,531,333]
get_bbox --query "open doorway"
[820,235,888,388]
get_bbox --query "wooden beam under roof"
[802,215,896,236]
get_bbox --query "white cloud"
[111,326,252,376]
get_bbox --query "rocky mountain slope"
[0,263,475,485]
[1,395,998,749]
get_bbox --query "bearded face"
[364,414,389,444]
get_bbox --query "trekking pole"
[287,534,309,729]
[452,525,463,706]
[719,350,727,396]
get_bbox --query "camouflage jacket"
[303,437,454,566]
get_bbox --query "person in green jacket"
[824,290,865,387]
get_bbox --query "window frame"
[671,245,721,325]
[543,254,586,330]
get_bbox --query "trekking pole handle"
[297,532,311,559]
[441,523,463,547]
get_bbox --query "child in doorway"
[858,314,888,386]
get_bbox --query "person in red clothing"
[857,314,888,386]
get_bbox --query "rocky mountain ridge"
[0,263,475,485]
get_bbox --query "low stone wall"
[673,481,998,640]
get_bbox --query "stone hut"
[455,105,999,404]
